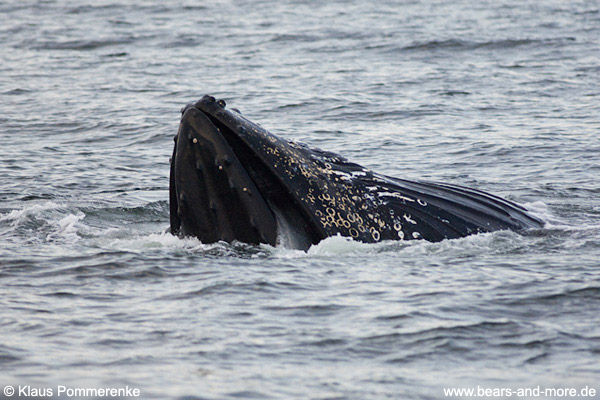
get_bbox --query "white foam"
[522,200,555,227]
[271,227,532,260]
[396,230,522,258]
[307,234,374,255]
[271,234,386,259]
[93,231,225,253]
[46,213,85,242]
[143,232,204,249]
[522,200,600,232]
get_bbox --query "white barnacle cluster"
[378,191,416,203]
[363,185,431,241]
[350,170,368,178]
[280,148,433,243]
[403,213,417,225]
[330,170,352,181]
[393,221,405,239]
[306,175,378,240]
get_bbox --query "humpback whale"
[170,95,543,249]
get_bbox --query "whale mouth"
[169,96,321,248]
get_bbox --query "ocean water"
[1,0,599,399]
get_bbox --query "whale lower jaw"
[170,106,276,245]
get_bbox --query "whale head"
[170,95,544,249]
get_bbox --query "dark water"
[1,0,599,399]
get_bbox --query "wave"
[0,201,167,248]
[505,286,600,307]
[0,201,63,224]
[398,37,576,52]
[33,39,131,51]
[29,36,150,51]
[0,203,85,246]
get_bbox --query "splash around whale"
[169,95,543,249]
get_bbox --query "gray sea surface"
[1,0,599,399]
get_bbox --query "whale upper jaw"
[169,95,324,247]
